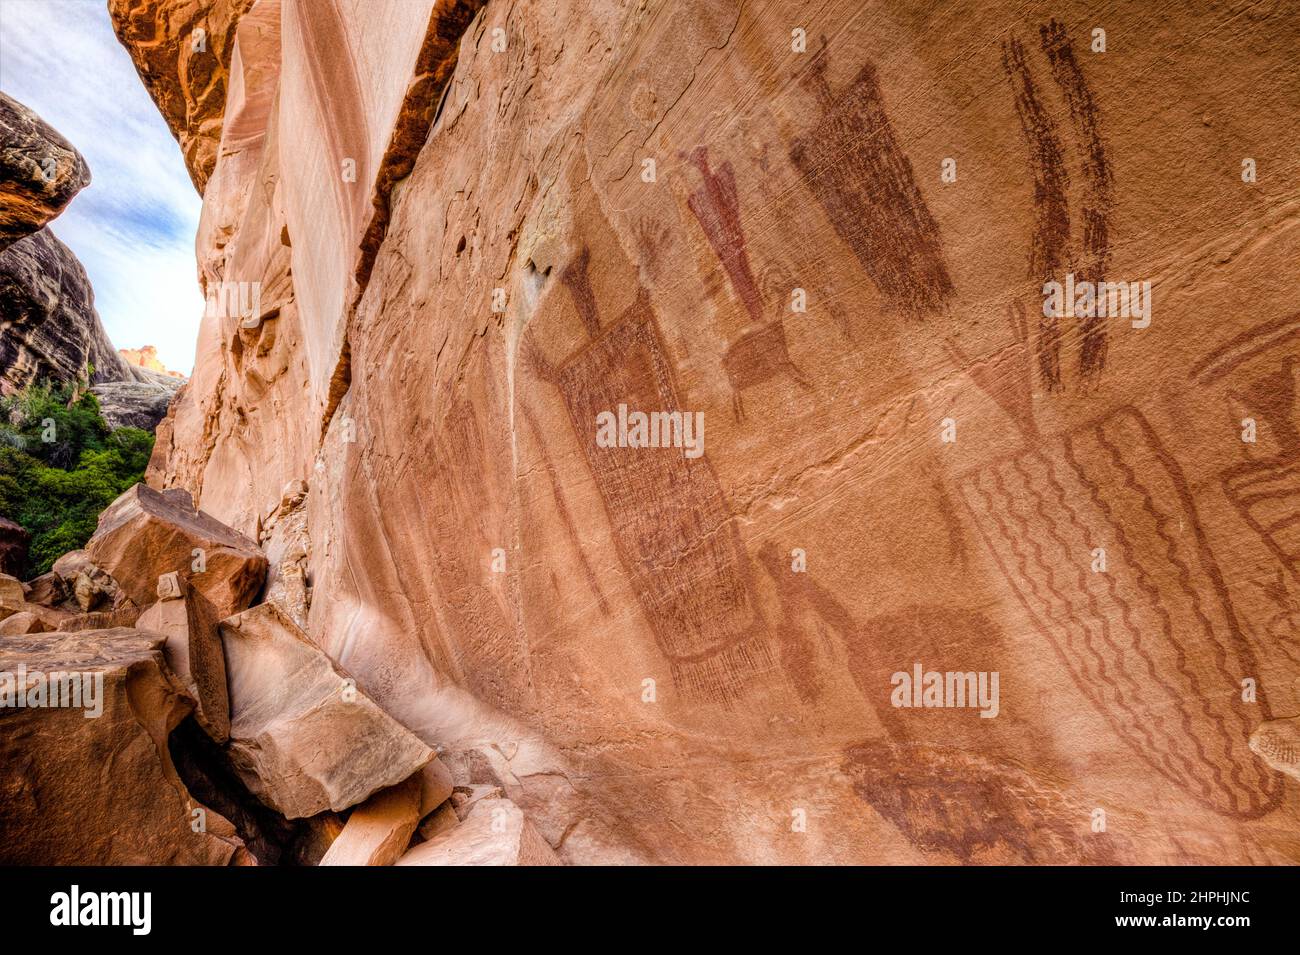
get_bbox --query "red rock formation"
[108,0,255,194]
[120,345,186,378]
[119,0,1300,863]
[0,628,245,864]
[0,92,89,250]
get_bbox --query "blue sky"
[0,0,203,374]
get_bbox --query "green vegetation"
[0,370,153,577]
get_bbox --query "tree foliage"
[0,371,153,576]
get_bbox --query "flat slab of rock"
[220,603,434,818]
[395,799,561,866]
[0,611,48,635]
[88,482,266,618]
[319,775,421,866]
[0,628,242,864]
[137,572,229,742]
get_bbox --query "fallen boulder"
[23,571,67,607]
[1,601,72,631]
[50,550,121,610]
[137,571,229,742]
[416,802,459,842]
[220,603,434,818]
[319,775,422,866]
[0,628,243,864]
[87,483,266,618]
[0,611,47,635]
[0,573,26,612]
[418,758,454,817]
[451,783,503,821]
[395,799,561,866]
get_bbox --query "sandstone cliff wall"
[0,92,133,392]
[126,0,1300,863]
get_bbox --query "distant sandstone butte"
[120,344,185,379]
[117,0,1300,864]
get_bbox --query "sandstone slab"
[0,628,242,863]
[318,775,421,866]
[220,602,434,818]
[396,799,560,867]
[87,482,266,617]
[137,572,230,742]
[0,611,48,635]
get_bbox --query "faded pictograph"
[1195,314,1300,581]
[524,246,776,703]
[1192,312,1300,668]
[957,406,1282,819]
[1003,20,1115,389]
[684,146,809,421]
[788,41,955,319]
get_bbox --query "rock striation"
[108,0,256,194]
[0,92,90,251]
[0,228,131,391]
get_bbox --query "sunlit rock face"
[125,0,1300,863]
[108,0,256,195]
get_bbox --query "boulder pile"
[0,481,560,865]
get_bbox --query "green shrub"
[0,372,153,577]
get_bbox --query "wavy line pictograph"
[959,406,1283,818]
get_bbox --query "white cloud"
[0,0,203,374]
